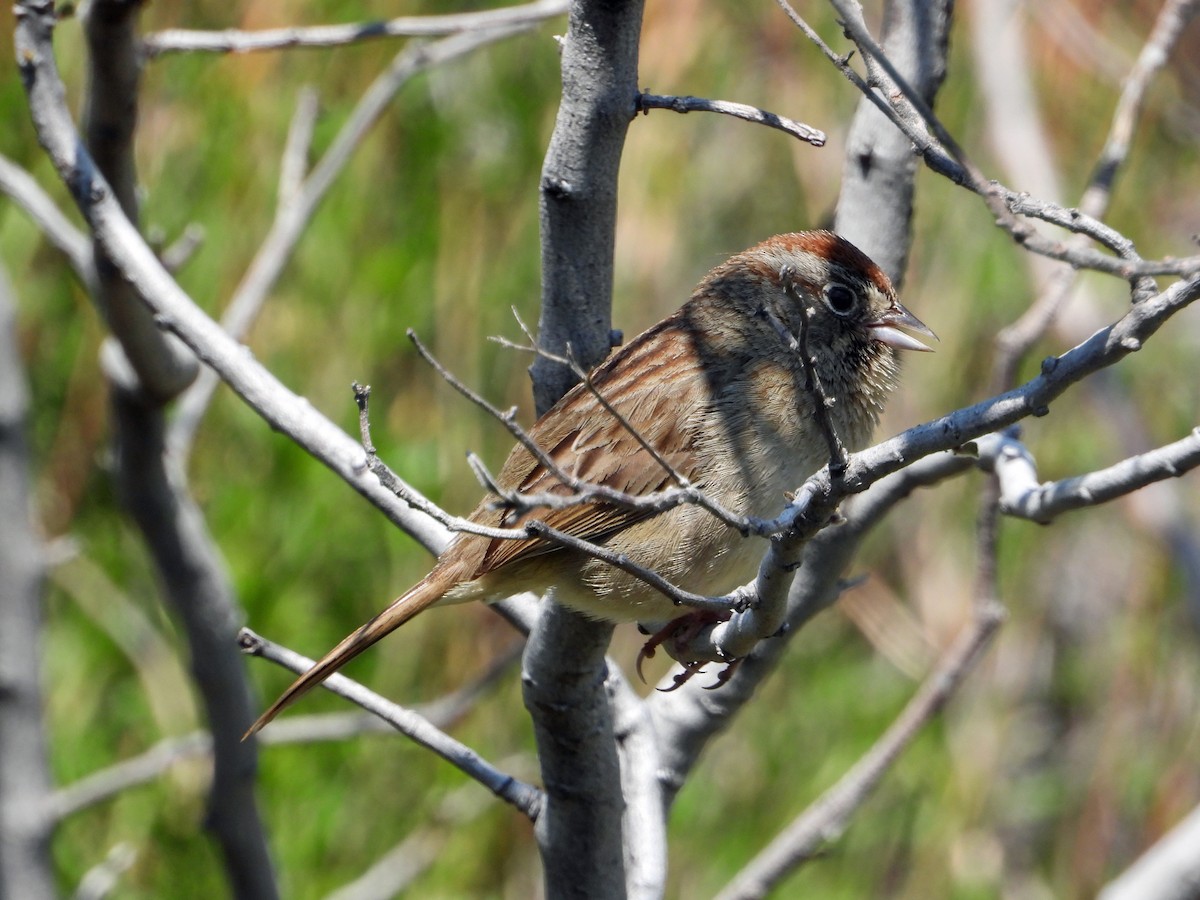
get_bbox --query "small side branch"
[974,428,1200,524]
[635,93,825,146]
[238,629,543,820]
[775,0,1200,280]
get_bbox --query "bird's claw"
[636,609,740,690]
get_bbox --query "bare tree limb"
[988,0,1199,388]
[833,0,952,283]
[777,0,1200,280]
[607,676,667,900]
[650,451,974,801]
[0,266,56,900]
[14,0,451,553]
[75,3,277,894]
[46,641,521,822]
[142,0,569,58]
[238,629,543,820]
[974,427,1200,523]
[0,153,95,290]
[524,2,644,894]
[106,362,278,900]
[72,842,137,900]
[82,0,198,402]
[325,783,493,900]
[634,92,826,146]
[714,510,1005,900]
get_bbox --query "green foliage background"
[2,1,1199,897]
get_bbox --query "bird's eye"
[823,283,858,316]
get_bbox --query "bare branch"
[238,628,544,820]
[73,843,137,900]
[0,266,56,900]
[650,450,976,800]
[991,0,1199,386]
[776,0,1200,280]
[0,153,95,290]
[326,783,493,900]
[714,599,1005,900]
[523,519,752,615]
[82,0,198,401]
[836,0,951,282]
[634,92,826,146]
[1081,0,1200,215]
[975,428,1200,524]
[141,0,569,57]
[14,0,457,553]
[45,642,521,822]
[276,86,318,210]
[158,223,205,274]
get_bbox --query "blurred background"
[2,0,1199,896]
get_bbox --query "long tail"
[243,572,452,739]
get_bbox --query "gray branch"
[14,0,450,554]
[0,266,56,900]
[634,93,826,146]
[238,629,543,819]
[778,0,1200,280]
[0,153,95,290]
[651,451,974,802]
[834,0,952,284]
[1098,802,1200,900]
[81,0,197,401]
[975,428,1200,523]
[714,600,1004,900]
[75,3,277,894]
[107,363,278,900]
[523,1,645,897]
[142,0,568,57]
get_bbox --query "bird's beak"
[866,303,937,352]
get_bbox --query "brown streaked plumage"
[244,231,933,737]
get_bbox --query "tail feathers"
[243,574,450,739]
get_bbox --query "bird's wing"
[464,317,709,577]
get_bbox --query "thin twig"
[142,0,569,57]
[714,598,1005,899]
[238,628,544,820]
[991,0,1199,387]
[45,641,523,821]
[781,269,849,473]
[493,318,754,532]
[0,153,95,290]
[775,0,1200,280]
[277,85,319,209]
[158,223,205,274]
[416,329,755,532]
[522,519,753,615]
[635,92,825,146]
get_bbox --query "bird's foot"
[636,610,740,691]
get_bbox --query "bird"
[244,231,933,737]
